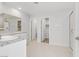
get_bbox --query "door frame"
[69,10,74,50]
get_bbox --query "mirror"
[0,14,4,31]
[17,20,21,31]
[0,13,21,33]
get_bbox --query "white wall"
[73,3,79,57]
[33,17,41,43]
[29,17,42,43]
[28,17,37,43]
[31,18,37,40]
[32,11,70,47]
[49,12,70,47]
[28,17,32,43]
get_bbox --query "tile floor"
[27,40,73,57]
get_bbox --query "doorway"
[41,17,49,44]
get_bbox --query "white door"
[69,11,75,50]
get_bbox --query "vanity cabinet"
[7,39,26,57]
[0,46,8,57]
[0,33,27,57]
[0,39,26,57]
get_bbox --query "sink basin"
[0,35,19,41]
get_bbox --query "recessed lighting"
[18,8,22,10]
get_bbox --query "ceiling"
[4,2,75,17]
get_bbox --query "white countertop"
[0,32,27,47]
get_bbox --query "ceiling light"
[18,8,22,10]
[33,2,39,4]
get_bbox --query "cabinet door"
[4,40,26,57]
[0,47,8,57]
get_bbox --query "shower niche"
[41,17,49,44]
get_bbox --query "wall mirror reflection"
[0,13,21,34]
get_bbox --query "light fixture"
[33,2,39,4]
[18,7,22,10]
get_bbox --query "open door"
[69,11,75,50]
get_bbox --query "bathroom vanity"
[0,13,27,57]
[0,32,26,57]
